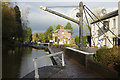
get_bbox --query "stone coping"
[66,47,95,55]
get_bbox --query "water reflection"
[3,47,27,78]
[3,47,53,78]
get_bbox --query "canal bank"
[23,46,103,79]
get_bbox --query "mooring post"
[33,58,39,80]
[62,53,65,67]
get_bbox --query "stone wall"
[64,47,119,78]
[64,47,94,66]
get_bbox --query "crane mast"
[40,2,83,48]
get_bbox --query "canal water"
[2,47,53,78]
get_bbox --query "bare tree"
[21,7,30,30]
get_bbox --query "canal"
[2,46,53,78]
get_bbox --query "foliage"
[83,36,87,42]
[74,35,79,45]
[14,5,24,42]
[14,5,21,24]
[44,26,53,42]
[2,2,31,46]
[32,32,38,42]
[64,22,74,35]
[24,27,32,42]
[64,44,77,46]
[31,26,53,43]
[74,35,87,45]
[38,33,45,43]
[55,24,61,30]
[94,47,120,72]
[64,22,72,30]
[55,37,58,43]
[2,3,17,40]
[2,2,22,45]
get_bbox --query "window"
[113,19,116,28]
[103,21,109,30]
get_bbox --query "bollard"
[33,58,39,80]
[62,53,65,67]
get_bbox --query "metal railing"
[33,50,64,79]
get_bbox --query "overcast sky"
[17,1,118,37]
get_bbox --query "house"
[52,25,75,45]
[91,2,120,48]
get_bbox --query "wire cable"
[84,5,119,39]
[83,6,95,46]
[84,7,113,45]
[83,6,91,36]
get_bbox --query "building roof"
[53,29,72,33]
[91,10,118,24]
[59,35,70,39]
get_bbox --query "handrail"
[33,49,65,79]
[37,51,63,60]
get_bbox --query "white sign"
[97,40,103,48]
[49,40,53,42]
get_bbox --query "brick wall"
[52,29,74,44]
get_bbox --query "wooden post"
[62,53,65,67]
[33,58,39,80]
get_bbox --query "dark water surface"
[2,47,53,78]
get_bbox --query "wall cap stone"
[66,47,95,55]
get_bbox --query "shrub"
[94,47,120,73]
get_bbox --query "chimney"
[118,1,120,35]
[60,25,63,29]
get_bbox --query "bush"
[64,44,77,47]
[94,47,120,73]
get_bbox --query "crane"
[40,2,84,48]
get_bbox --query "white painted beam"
[37,51,63,60]
[66,47,94,54]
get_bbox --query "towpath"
[23,46,103,79]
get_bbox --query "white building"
[91,1,120,48]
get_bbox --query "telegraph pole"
[79,2,83,48]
